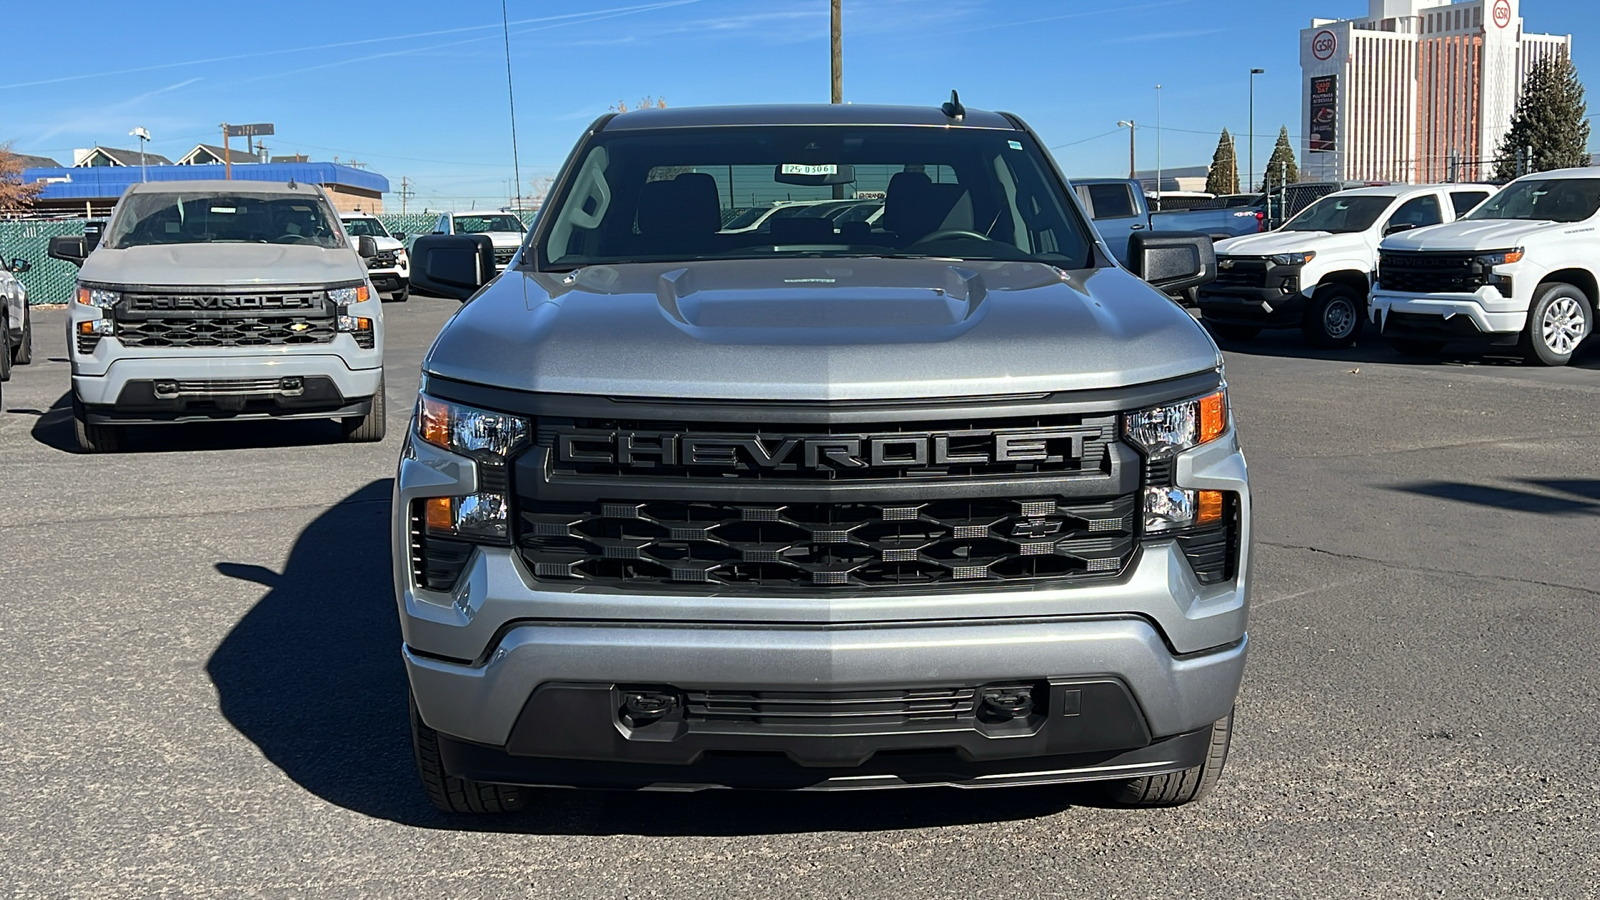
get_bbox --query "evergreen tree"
[1263,126,1299,189]
[1493,55,1591,181]
[1205,129,1239,195]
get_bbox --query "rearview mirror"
[393,232,406,241]
[1383,222,1416,236]
[355,235,379,259]
[1128,231,1216,293]
[48,236,88,266]
[773,163,856,186]
[9,258,28,273]
[409,235,495,301]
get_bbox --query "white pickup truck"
[1370,167,1600,366]
[1199,183,1495,347]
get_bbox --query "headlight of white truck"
[327,285,370,305]
[75,286,120,307]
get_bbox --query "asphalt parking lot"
[2,299,1598,899]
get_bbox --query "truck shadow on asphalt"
[29,391,354,454]
[1389,478,1600,517]
[205,480,1093,834]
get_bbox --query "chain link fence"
[0,211,539,305]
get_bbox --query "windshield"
[454,214,526,234]
[537,125,1094,269]
[105,191,345,248]
[341,217,391,237]
[1281,195,1393,233]
[1465,178,1600,223]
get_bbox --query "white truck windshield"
[1466,178,1600,223]
[105,191,345,248]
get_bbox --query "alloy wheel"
[1541,296,1585,355]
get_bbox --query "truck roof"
[598,104,1017,132]
[1517,165,1600,180]
[1330,183,1495,198]
[122,179,321,196]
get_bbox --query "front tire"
[1105,710,1233,807]
[1519,283,1592,367]
[393,286,410,303]
[11,305,31,365]
[341,374,387,442]
[411,694,526,815]
[1302,284,1363,348]
[72,396,122,453]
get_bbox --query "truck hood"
[425,258,1222,401]
[1378,219,1563,252]
[477,232,525,250]
[79,243,367,288]
[1215,230,1368,256]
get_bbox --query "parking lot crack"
[1258,540,1600,599]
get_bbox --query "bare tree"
[609,96,668,113]
[0,142,44,214]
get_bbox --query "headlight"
[328,285,370,304]
[1269,251,1315,266]
[416,395,530,460]
[76,286,120,307]
[1123,389,1228,459]
[1475,248,1524,266]
[423,494,510,541]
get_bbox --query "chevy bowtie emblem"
[1010,519,1063,539]
[1218,259,1235,269]
[287,322,311,332]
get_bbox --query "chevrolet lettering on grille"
[556,428,1096,472]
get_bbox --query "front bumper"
[1370,286,1528,338]
[1197,286,1309,327]
[395,419,1251,788]
[72,351,383,422]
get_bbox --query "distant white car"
[1,255,31,393]
[341,213,410,302]
[720,198,884,234]
[1199,183,1497,348]
[433,212,528,270]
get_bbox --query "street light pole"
[1117,121,1136,180]
[1248,68,1264,194]
[129,127,150,183]
[1154,85,1162,210]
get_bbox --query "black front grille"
[125,291,320,311]
[368,251,399,269]
[686,686,978,732]
[1213,258,1271,288]
[518,494,1136,590]
[494,247,516,266]
[77,333,102,354]
[115,315,337,348]
[1378,253,1483,294]
[540,414,1117,483]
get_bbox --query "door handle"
[1129,224,1146,230]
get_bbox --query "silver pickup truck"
[49,180,386,452]
[395,101,1251,813]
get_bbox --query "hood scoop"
[655,265,988,335]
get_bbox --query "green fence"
[0,212,542,305]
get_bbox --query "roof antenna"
[941,90,965,122]
[287,176,297,189]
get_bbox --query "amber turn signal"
[1197,490,1225,525]
[1198,391,1227,444]
[424,497,453,531]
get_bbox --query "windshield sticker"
[1008,140,1023,150]
[781,163,837,176]
[209,206,237,214]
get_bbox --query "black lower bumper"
[437,679,1206,790]
[92,375,369,424]
[370,274,406,294]
[1380,311,1519,346]
[1197,288,1308,327]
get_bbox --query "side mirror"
[1384,222,1416,236]
[1129,231,1216,293]
[48,236,88,267]
[410,234,495,302]
[9,258,28,273]
[392,232,406,241]
[356,235,379,259]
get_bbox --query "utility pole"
[221,123,232,180]
[1117,120,1136,180]
[1248,68,1264,193]
[399,176,415,216]
[830,0,843,104]
[1154,85,1162,210]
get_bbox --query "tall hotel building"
[1299,0,1570,183]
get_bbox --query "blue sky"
[3,0,1595,210]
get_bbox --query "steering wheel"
[916,229,992,243]
[271,234,312,244]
